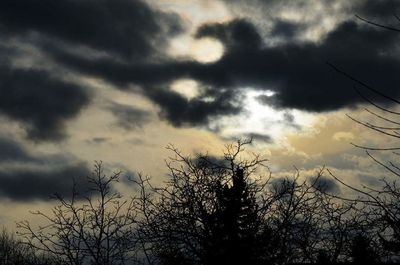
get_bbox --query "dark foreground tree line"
[0,137,399,265]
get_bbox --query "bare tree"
[132,140,359,265]
[0,227,55,265]
[327,14,400,261]
[17,162,138,265]
[133,139,269,265]
[263,169,364,264]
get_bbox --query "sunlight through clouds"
[208,89,317,144]
[171,79,200,99]
[153,0,230,62]
[168,36,224,63]
[190,37,224,63]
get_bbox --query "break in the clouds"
[178,18,400,112]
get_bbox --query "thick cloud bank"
[0,0,399,137]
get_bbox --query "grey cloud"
[194,19,400,111]
[0,0,183,141]
[0,136,34,162]
[195,18,263,51]
[0,0,183,60]
[0,65,90,141]
[1,0,399,135]
[87,137,112,144]
[144,86,243,127]
[108,102,151,130]
[269,19,303,40]
[309,176,341,194]
[0,162,91,201]
[0,135,91,201]
[356,0,400,20]
[283,113,295,123]
[247,133,273,144]
[48,17,400,118]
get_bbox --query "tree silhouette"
[134,139,268,265]
[132,140,359,265]
[17,162,138,265]
[12,141,387,264]
[202,166,260,265]
[327,14,400,262]
[350,233,378,264]
[0,227,55,265]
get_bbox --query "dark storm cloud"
[0,162,90,201]
[356,0,400,20]
[1,0,398,131]
[193,19,400,111]
[0,0,182,60]
[48,16,400,119]
[195,19,263,51]
[309,176,340,194]
[192,155,231,169]
[245,133,272,144]
[223,0,400,21]
[269,19,302,40]
[0,135,92,201]
[221,0,310,11]
[144,86,243,126]
[45,47,202,87]
[41,43,244,125]
[108,102,150,130]
[0,66,90,141]
[0,136,34,162]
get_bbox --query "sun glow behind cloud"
[171,79,200,99]
[152,0,230,62]
[190,37,224,63]
[169,36,224,63]
[208,89,317,143]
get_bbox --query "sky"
[1,0,400,228]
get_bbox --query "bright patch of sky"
[171,79,200,99]
[169,36,225,63]
[148,0,229,62]
[208,89,317,143]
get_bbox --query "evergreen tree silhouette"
[204,167,260,265]
[351,234,377,265]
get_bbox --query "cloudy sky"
[1,0,400,227]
